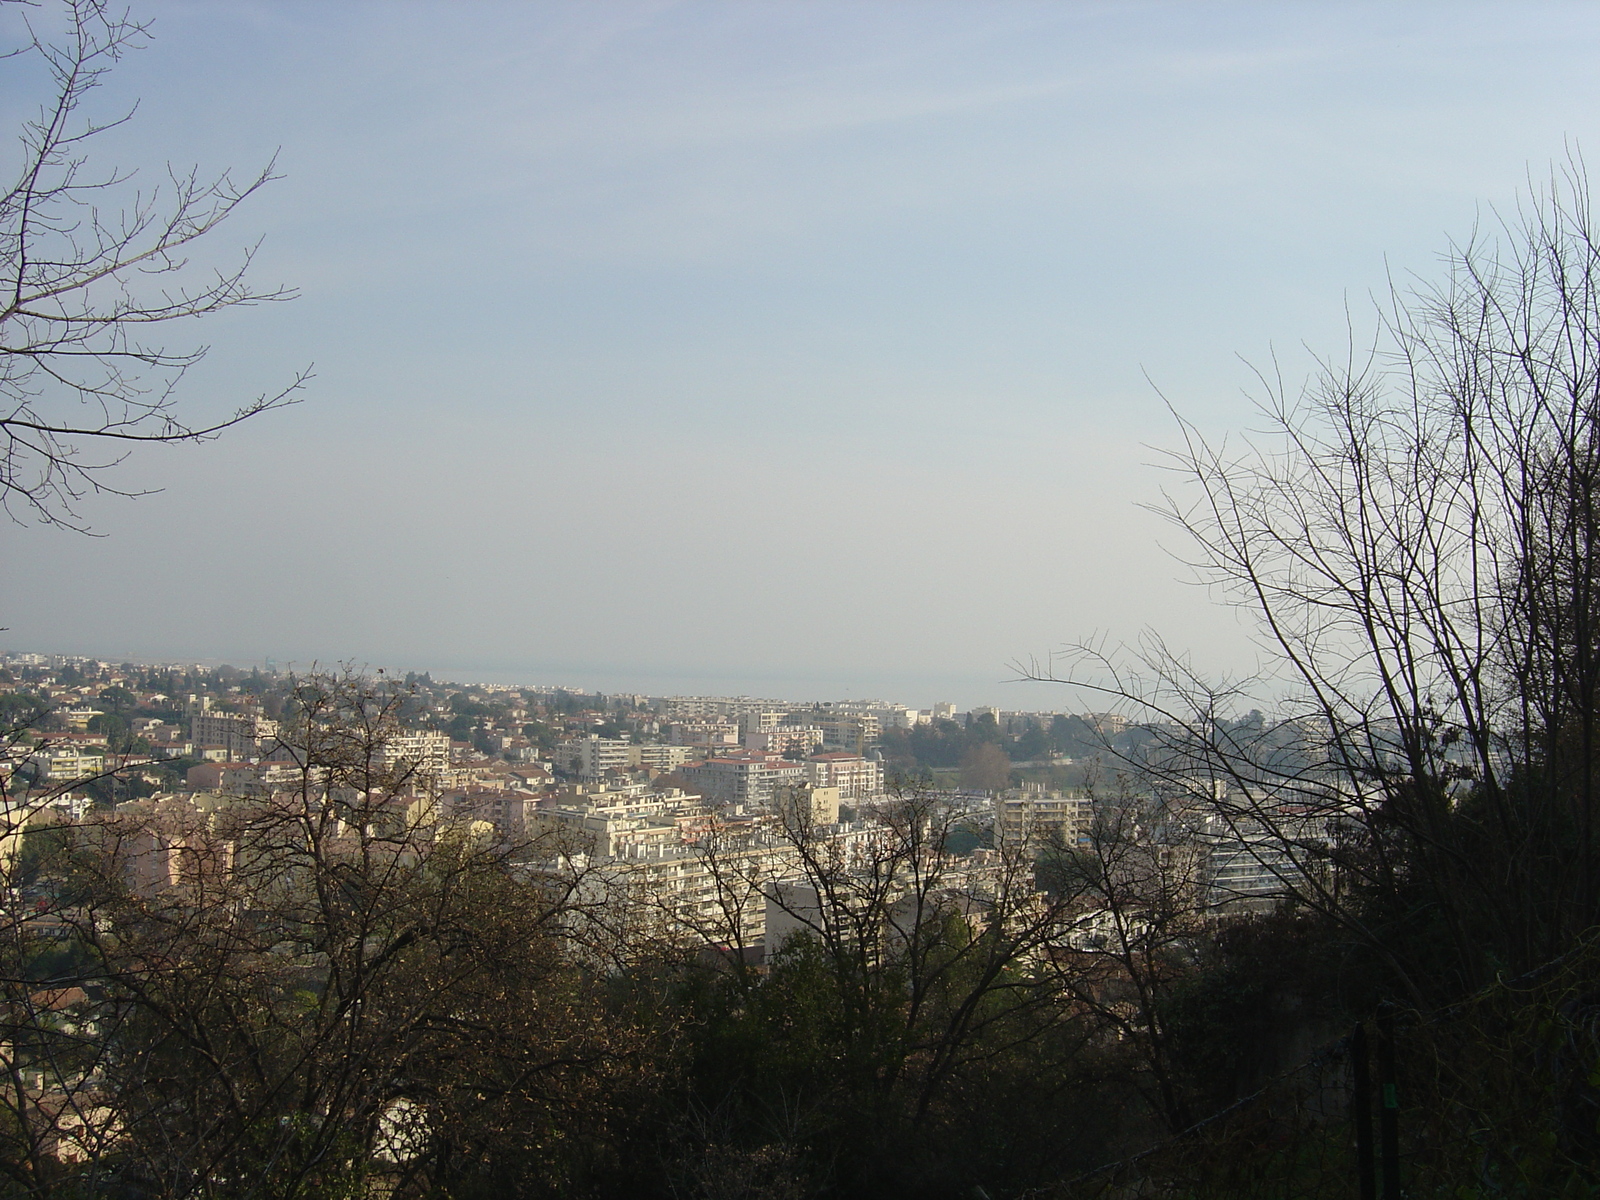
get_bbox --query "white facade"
[680,754,806,808]
[804,753,885,800]
[30,748,106,783]
[744,726,824,757]
[555,737,693,780]
[190,712,278,760]
[992,786,1091,849]
[379,730,451,782]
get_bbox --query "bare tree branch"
[0,0,306,531]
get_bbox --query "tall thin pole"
[1351,1023,1376,1200]
[1376,1008,1401,1199]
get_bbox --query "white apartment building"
[560,815,883,950]
[555,736,634,779]
[665,719,740,750]
[679,753,806,808]
[379,730,452,782]
[806,712,882,752]
[190,712,278,760]
[1198,811,1332,913]
[527,790,711,858]
[441,788,533,840]
[638,743,694,773]
[554,737,693,781]
[869,705,927,731]
[804,753,884,801]
[29,748,106,783]
[736,709,790,735]
[61,705,103,731]
[744,726,824,757]
[992,786,1091,849]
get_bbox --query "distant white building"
[638,743,694,773]
[555,736,633,779]
[379,730,452,783]
[665,720,740,750]
[871,706,926,730]
[993,786,1091,849]
[744,726,824,757]
[190,711,277,760]
[735,709,790,735]
[804,753,884,801]
[805,712,881,752]
[554,736,692,781]
[29,747,106,783]
[1197,810,1333,912]
[680,754,806,808]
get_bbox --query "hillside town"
[2,647,1366,1180]
[4,0,1597,1192]
[0,651,1305,961]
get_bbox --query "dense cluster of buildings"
[0,652,1335,954]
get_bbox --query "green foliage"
[969,711,1002,743]
[881,712,1105,775]
[96,685,135,713]
[648,922,1127,1200]
[0,689,50,729]
[449,693,497,718]
[939,821,991,856]
[1013,718,1051,761]
[84,711,128,744]
[1158,911,1345,1113]
[880,717,1004,772]
[959,740,1014,790]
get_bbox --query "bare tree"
[674,788,1097,1185]
[0,673,657,1196]
[1029,157,1600,1003]
[1036,788,1208,1135]
[2,0,304,531]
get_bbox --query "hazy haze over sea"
[2,1,1595,707]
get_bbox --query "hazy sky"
[3,1,1598,707]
